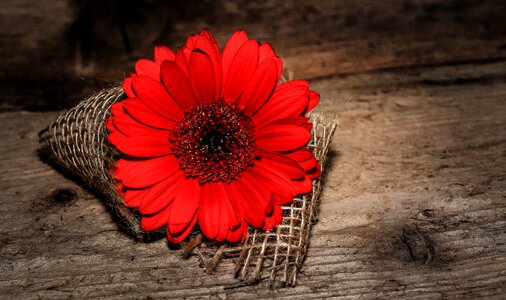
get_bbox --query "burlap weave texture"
[39,86,337,287]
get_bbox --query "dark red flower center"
[171,99,256,184]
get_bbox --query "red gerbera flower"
[107,29,320,244]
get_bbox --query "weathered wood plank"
[1,58,505,298]
[1,0,506,110]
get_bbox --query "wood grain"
[1,0,506,298]
[1,0,506,110]
[1,58,505,298]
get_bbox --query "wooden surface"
[1,0,506,299]
[2,0,506,110]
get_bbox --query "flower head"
[107,29,320,243]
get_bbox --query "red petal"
[197,183,239,241]
[284,148,314,162]
[122,98,176,129]
[184,33,198,48]
[175,49,189,76]
[293,176,313,194]
[259,44,282,82]
[255,124,311,152]
[240,175,272,218]
[135,59,160,80]
[114,136,172,157]
[225,173,268,228]
[154,45,175,64]
[256,152,305,179]
[305,90,320,113]
[123,188,148,208]
[141,204,171,232]
[253,80,309,128]
[274,80,309,98]
[264,195,274,216]
[300,155,321,179]
[250,165,298,205]
[298,155,319,173]
[244,167,276,216]
[107,130,127,146]
[271,193,294,205]
[197,183,223,239]
[263,205,283,230]
[160,60,198,109]
[188,49,216,104]
[168,178,200,236]
[193,31,222,100]
[112,113,168,137]
[167,213,197,244]
[259,43,275,62]
[238,57,278,115]
[267,117,310,126]
[198,29,216,44]
[274,57,282,83]
[302,122,313,131]
[307,163,321,179]
[122,77,136,97]
[226,221,247,243]
[222,30,248,82]
[139,172,183,215]
[222,40,259,102]
[114,157,140,180]
[215,215,230,242]
[110,102,125,117]
[274,117,313,131]
[121,155,179,188]
[224,187,241,231]
[106,118,115,132]
[132,76,183,121]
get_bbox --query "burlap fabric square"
[39,86,337,287]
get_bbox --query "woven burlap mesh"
[39,86,337,287]
[38,86,148,237]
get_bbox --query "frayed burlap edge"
[39,86,337,287]
[196,113,337,287]
[39,86,150,238]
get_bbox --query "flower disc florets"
[171,99,256,184]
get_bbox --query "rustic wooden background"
[1,0,505,298]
